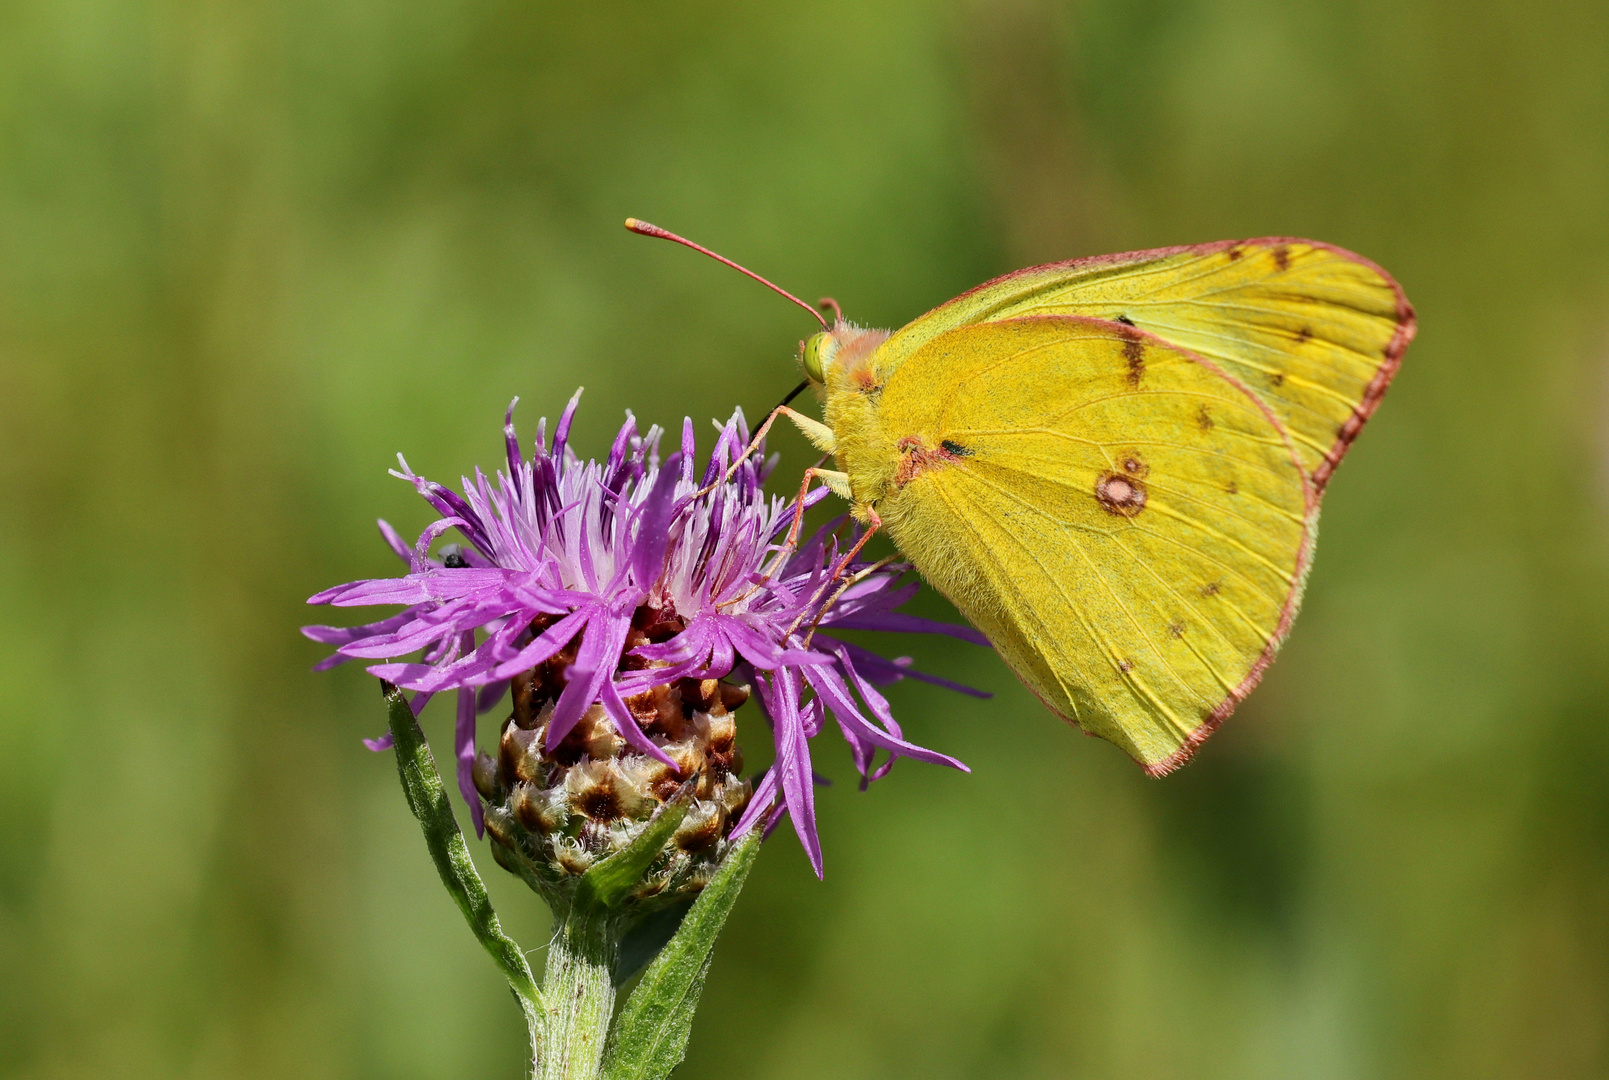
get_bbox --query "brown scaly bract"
[477,608,754,911]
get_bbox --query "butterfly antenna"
[625,218,828,330]
[776,379,809,410]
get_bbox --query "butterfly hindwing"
[866,316,1313,772]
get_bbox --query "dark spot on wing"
[1225,481,1238,495]
[1095,472,1147,517]
[1201,580,1221,596]
[940,439,973,457]
[1268,371,1285,387]
[1227,245,1244,261]
[1120,453,1149,478]
[1273,245,1290,271]
[1295,326,1312,345]
[1120,335,1145,387]
[1117,659,1134,674]
[1168,623,1185,638]
[1197,405,1215,431]
[1114,315,1136,326]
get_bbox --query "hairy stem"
[536,905,620,1080]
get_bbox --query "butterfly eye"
[800,332,835,383]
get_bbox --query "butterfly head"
[800,331,834,383]
[799,321,889,387]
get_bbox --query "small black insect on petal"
[443,549,469,568]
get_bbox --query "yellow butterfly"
[628,220,1415,775]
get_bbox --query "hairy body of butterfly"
[786,239,1415,775]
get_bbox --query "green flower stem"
[382,689,545,1070]
[600,832,760,1080]
[383,687,762,1080]
[536,906,622,1080]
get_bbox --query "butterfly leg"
[785,505,886,640]
[828,504,882,580]
[800,552,900,648]
[692,406,836,500]
[718,464,852,612]
[774,464,852,556]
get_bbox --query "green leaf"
[384,688,544,1015]
[600,832,761,1080]
[573,777,697,912]
[614,900,693,986]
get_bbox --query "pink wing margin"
[1115,318,1317,777]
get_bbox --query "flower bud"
[479,611,754,911]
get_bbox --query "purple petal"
[553,388,583,459]
[767,486,832,540]
[703,418,736,486]
[632,617,713,666]
[369,629,504,691]
[605,414,637,491]
[805,660,967,774]
[631,456,683,593]
[391,456,494,556]
[378,519,413,564]
[310,567,508,607]
[829,639,992,699]
[476,679,510,714]
[455,683,486,838]
[598,677,679,769]
[732,765,780,841]
[302,610,413,646]
[503,398,523,488]
[820,609,991,646]
[412,517,470,570]
[366,661,438,685]
[487,609,590,681]
[545,608,630,749]
[759,669,822,877]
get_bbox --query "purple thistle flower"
[304,391,986,875]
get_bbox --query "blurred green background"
[3,0,1609,1077]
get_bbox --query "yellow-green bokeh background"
[4,2,1609,1077]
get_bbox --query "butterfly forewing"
[869,316,1312,771]
[870,240,1414,489]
